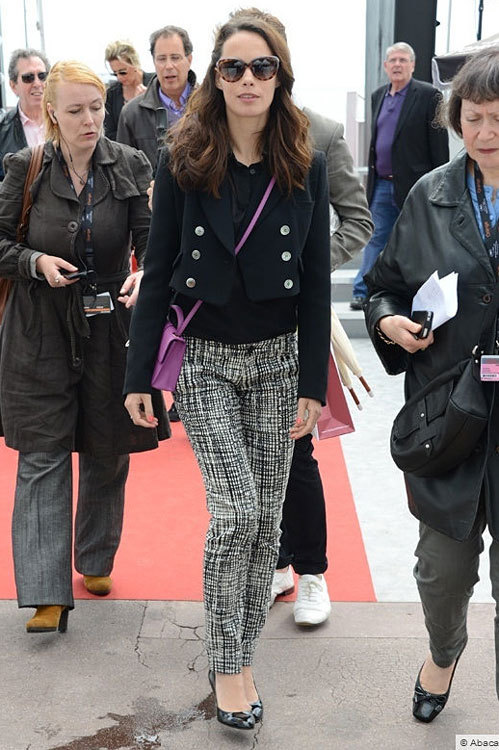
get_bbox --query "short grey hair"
[444,47,499,137]
[386,42,415,62]
[8,48,50,82]
[149,26,193,58]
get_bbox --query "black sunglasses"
[20,71,48,84]
[111,70,129,77]
[216,56,280,83]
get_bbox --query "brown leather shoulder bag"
[0,143,44,323]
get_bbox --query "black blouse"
[174,155,297,344]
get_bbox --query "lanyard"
[80,171,96,273]
[473,161,499,261]
[59,150,97,280]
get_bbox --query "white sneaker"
[269,567,295,607]
[293,574,331,626]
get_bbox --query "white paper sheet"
[411,270,458,330]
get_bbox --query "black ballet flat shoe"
[208,670,255,730]
[250,698,263,722]
[412,653,462,723]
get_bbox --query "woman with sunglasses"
[125,13,330,732]
[104,41,153,141]
[0,60,169,634]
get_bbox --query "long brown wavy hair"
[169,15,312,197]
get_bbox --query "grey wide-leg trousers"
[12,449,129,608]
[174,333,298,674]
[414,512,499,700]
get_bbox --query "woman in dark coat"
[125,14,330,731]
[364,48,499,721]
[104,40,153,140]
[0,60,168,634]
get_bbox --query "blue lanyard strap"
[80,171,95,273]
[58,149,97,279]
[474,160,499,261]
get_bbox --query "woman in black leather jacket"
[365,48,499,722]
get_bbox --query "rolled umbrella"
[331,306,373,408]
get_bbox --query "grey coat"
[364,151,499,542]
[0,137,169,456]
[116,71,196,171]
[304,108,373,269]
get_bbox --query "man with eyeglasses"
[117,25,196,171]
[0,48,50,180]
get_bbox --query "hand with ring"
[35,254,80,288]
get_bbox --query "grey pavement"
[0,600,497,749]
[1,339,498,749]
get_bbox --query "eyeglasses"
[386,56,412,65]
[216,56,280,83]
[154,55,185,65]
[111,69,129,77]
[20,71,48,84]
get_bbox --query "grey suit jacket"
[304,107,373,270]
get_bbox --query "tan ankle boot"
[26,605,69,633]
[83,575,112,596]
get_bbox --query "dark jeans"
[277,433,328,575]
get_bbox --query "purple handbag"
[151,303,197,392]
[151,176,276,392]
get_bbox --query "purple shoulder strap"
[177,176,276,334]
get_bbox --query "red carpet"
[0,423,375,602]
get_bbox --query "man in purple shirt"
[117,25,196,172]
[350,42,449,309]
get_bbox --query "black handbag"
[390,285,499,478]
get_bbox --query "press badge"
[480,355,499,381]
[83,291,113,317]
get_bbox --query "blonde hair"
[43,60,106,142]
[105,40,141,68]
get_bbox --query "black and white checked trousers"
[174,333,298,673]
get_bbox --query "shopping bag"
[315,347,355,439]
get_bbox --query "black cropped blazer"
[125,149,331,403]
